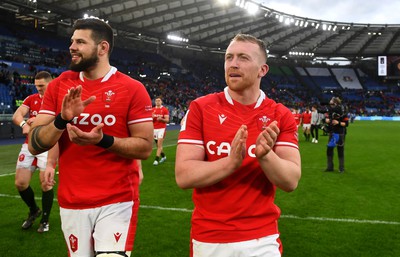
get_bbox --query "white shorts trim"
[16,143,48,171]
[153,128,166,139]
[60,201,135,257]
[192,234,281,257]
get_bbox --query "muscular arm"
[12,105,30,135]
[175,125,247,189]
[29,85,96,155]
[255,121,301,192]
[46,142,59,170]
[258,146,301,192]
[158,114,169,123]
[28,114,64,155]
[43,142,59,187]
[65,120,153,160]
[106,122,154,160]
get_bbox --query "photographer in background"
[310,105,320,143]
[324,97,349,173]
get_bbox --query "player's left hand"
[66,123,104,145]
[255,120,279,159]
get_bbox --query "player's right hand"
[229,125,248,169]
[61,85,96,120]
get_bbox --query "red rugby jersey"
[178,87,299,243]
[40,67,153,208]
[301,111,312,124]
[152,105,169,129]
[21,93,43,144]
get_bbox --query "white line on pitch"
[139,205,400,225]
[0,173,15,177]
[1,193,398,226]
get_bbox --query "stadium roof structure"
[2,0,400,61]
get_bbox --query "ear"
[259,63,269,78]
[98,41,109,57]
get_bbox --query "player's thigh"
[303,124,311,131]
[60,207,96,257]
[16,144,35,170]
[35,151,48,171]
[93,201,136,253]
[15,167,33,187]
[192,234,281,257]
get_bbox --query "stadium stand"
[0,21,399,122]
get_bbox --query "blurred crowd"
[0,23,399,118]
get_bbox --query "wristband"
[54,113,72,130]
[96,134,114,149]
[19,121,27,128]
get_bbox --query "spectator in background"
[310,105,320,143]
[301,106,312,142]
[12,71,55,233]
[175,33,301,257]
[171,107,179,124]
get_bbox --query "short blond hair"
[230,33,268,63]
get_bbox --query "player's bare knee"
[15,184,28,191]
[15,180,29,190]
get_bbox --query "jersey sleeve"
[127,80,153,124]
[178,100,204,145]
[21,95,32,109]
[163,106,170,115]
[275,105,299,149]
[39,78,60,116]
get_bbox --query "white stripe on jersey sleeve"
[275,141,299,149]
[177,139,204,146]
[39,110,56,116]
[128,117,153,124]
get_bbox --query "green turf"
[0,121,399,256]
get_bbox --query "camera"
[331,112,342,120]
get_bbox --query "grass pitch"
[0,121,399,257]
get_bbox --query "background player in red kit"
[175,34,301,257]
[12,71,55,233]
[152,96,169,166]
[28,18,153,257]
[292,107,301,130]
[301,106,312,142]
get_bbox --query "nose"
[69,41,77,50]
[227,57,239,69]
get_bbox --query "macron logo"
[219,114,227,124]
[114,232,122,242]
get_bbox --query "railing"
[0,114,13,121]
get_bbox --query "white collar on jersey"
[223,86,266,109]
[79,66,117,82]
